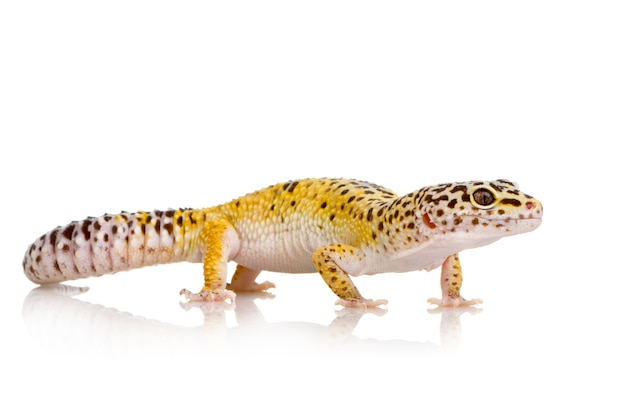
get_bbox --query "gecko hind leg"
[428,254,482,308]
[227,264,275,292]
[313,244,387,309]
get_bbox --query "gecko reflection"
[22,285,478,357]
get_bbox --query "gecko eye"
[471,188,496,207]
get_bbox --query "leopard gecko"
[22,178,543,308]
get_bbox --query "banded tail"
[23,208,205,284]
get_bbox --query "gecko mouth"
[460,216,542,230]
[423,213,542,230]
[476,217,542,222]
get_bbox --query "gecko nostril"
[526,202,534,210]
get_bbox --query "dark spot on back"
[62,224,75,240]
[81,220,92,240]
[287,181,299,192]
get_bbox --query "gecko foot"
[180,288,237,304]
[227,281,276,293]
[427,297,482,308]
[336,298,388,309]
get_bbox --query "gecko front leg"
[180,216,239,303]
[428,253,482,307]
[313,244,387,309]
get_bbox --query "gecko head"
[416,180,543,241]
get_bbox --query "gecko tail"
[22,209,200,284]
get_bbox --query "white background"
[1,1,625,414]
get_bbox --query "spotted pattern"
[23,209,205,284]
[22,178,542,307]
[411,180,544,239]
[313,243,364,300]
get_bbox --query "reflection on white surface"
[22,284,480,358]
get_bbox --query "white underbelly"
[233,242,317,273]
[231,222,336,273]
[360,235,504,275]
[230,219,503,276]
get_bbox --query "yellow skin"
[23,178,543,308]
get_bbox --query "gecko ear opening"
[422,213,436,229]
